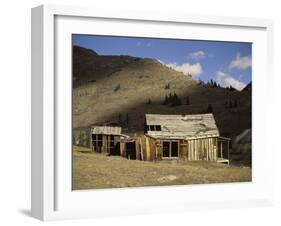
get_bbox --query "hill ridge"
[73,46,251,140]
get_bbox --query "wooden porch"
[217,136,231,164]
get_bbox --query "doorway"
[126,141,136,160]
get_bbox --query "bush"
[114,84,120,92]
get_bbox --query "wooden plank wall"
[73,128,91,147]
[136,135,160,161]
[186,137,218,161]
[102,135,107,153]
[120,142,126,157]
[180,140,188,160]
[121,136,219,162]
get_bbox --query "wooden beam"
[220,142,223,158]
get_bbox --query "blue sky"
[73,35,252,91]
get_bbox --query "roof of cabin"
[91,126,122,135]
[145,113,219,140]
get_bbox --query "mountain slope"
[72,46,251,140]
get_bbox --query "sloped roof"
[91,126,122,135]
[145,113,219,140]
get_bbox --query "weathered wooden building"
[89,114,230,163]
[73,127,91,147]
[90,126,127,155]
[131,114,230,163]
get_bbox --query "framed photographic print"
[31,4,274,221]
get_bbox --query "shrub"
[114,84,120,92]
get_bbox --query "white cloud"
[165,62,203,78]
[229,53,252,70]
[136,41,152,47]
[215,71,246,91]
[188,50,206,61]
[157,59,164,64]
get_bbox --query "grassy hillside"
[73,46,251,140]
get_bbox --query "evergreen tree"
[126,113,129,126]
[177,98,182,106]
[164,83,170,89]
[207,104,213,113]
[171,93,177,106]
[229,100,233,108]
[213,81,218,87]
[118,113,122,126]
[186,96,190,105]
[163,95,169,105]
[233,99,238,108]
[171,92,181,106]
[169,92,172,100]
[168,93,173,106]
[228,86,235,91]
[198,79,204,86]
[225,101,228,108]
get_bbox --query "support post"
[90,130,93,152]
[220,142,223,158]
[227,140,230,165]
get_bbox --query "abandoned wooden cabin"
[90,126,127,155]
[90,125,140,159]
[89,114,230,163]
[132,113,231,163]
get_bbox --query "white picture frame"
[31,4,274,221]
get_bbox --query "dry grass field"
[72,146,251,190]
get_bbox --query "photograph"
[72,35,252,190]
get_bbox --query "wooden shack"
[132,114,230,163]
[90,126,125,155]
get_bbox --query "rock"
[157,175,177,183]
